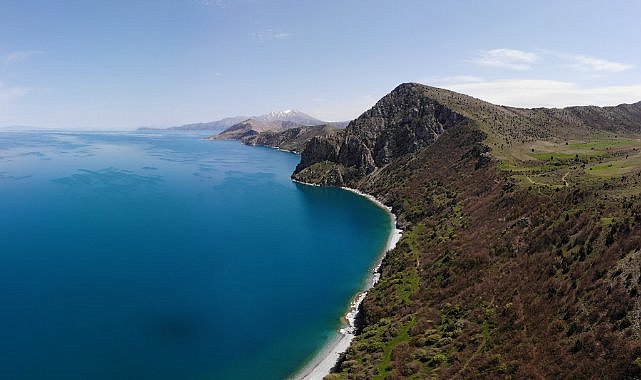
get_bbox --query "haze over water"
[0,131,391,380]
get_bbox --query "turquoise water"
[0,131,391,380]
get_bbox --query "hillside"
[293,83,641,379]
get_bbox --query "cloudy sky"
[1,0,640,129]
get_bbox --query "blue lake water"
[0,131,391,379]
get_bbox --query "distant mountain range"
[137,110,349,134]
[137,116,248,132]
[209,110,348,140]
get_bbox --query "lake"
[0,131,391,379]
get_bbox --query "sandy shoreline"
[291,181,403,380]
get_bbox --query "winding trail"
[524,171,571,188]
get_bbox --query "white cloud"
[273,32,292,39]
[0,81,30,101]
[2,50,44,64]
[195,0,225,7]
[470,48,633,75]
[568,55,633,73]
[436,77,641,108]
[253,29,293,41]
[472,49,539,70]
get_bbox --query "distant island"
[213,83,641,379]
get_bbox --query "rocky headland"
[242,124,342,154]
[289,83,641,378]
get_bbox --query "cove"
[0,131,392,379]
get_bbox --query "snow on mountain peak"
[255,109,323,125]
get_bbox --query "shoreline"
[291,180,403,380]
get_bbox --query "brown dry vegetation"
[309,84,641,379]
[329,121,641,379]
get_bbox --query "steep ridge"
[293,84,471,186]
[296,83,641,379]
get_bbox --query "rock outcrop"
[293,83,469,185]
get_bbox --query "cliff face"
[301,83,641,379]
[293,83,469,185]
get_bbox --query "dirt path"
[562,171,570,187]
[525,171,570,187]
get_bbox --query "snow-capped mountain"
[213,110,327,140]
[137,110,324,132]
[254,109,323,126]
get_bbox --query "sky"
[1,0,640,130]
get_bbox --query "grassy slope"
[326,104,641,379]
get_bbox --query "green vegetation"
[586,154,641,177]
[529,152,583,161]
[491,136,641,190]
[569,137,641,150]
[375,316,416,379]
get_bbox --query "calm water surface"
[0,131,391,379]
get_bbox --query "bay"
[0,131,391,379]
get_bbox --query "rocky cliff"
[293,84,480,186]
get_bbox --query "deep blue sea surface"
[0,131,391,379]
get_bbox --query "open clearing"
[497,136,641,189]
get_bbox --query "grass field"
[495,136,641,188]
